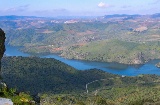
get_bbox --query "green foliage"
[2,18,160,64]
[2,56,115,94]
[1,15,160,105]
[1,56,160,104]
[0,86,34,105]
[40,85,160,105]
[62,39,160,64]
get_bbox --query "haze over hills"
[0,13,160,21]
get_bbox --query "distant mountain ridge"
[104,13,160,19]
[2,13,160,65]
[0,13,160,20]
[0,15,40,20]
[151,13,160,18]
[104,14,141,19]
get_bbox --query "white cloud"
[0,5,30,16]
[34,9,71,17]
[150,0,160,4]
[154,0,160,3]
[4,5,29,12]
[98,2,108,8]
[121,5,131,9]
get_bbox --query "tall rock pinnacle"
[0,28,5,59]
[0,28,5,77]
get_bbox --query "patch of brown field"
[145,38,160,41]
[37,46,47,49]
[146,38,160,41]
[71,43,86,47]
[42,30,54,34]
[150,34,160,37]
[53,48,63,51]
[50,47,64,52]
[76,43,86,46]
[77,32,85,36]
[30,23,38,26]
[67,30,75,34]
[77,30,95,36]
[36,29,54,34]
[143,34,160,41]
[86,30,94,34]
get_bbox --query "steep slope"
[61,40,160,64]
[2,56,115,94]
[1,57,160,104]
[0,28,5,65]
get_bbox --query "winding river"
[5,45,160,76]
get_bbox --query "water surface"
[5,45,160,76]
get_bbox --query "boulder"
[0,98,13,105]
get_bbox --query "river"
[5,45,160,76]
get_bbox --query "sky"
[0,0,160,17]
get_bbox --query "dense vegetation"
[1,15,160,104]
[1,15,160,64]
[41,85,160,105]
[61,39,160,64]
[1,56,115,94]
[0,86,35,105]
[1,56,160,104]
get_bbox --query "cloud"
[150,0,160,4]
[98,2,109,8]
[4,4,29,12]
[154,0,160,3]
[121,5,131,9]
[18,5,30,11]
[34,9,71,17]
[0,5,30,16]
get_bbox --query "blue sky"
[0,0,160,17]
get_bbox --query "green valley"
[1,56,160,104]
[1,14,160,64]
[1,0,160,104]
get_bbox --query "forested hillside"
[1,15,160,64]
[1,56,115,94]
[1,56,160,104]
[61,39,160,64]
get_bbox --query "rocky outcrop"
[0,28,5,60]
[0,28,5,78]
[0,28,5,83]
[156,62,160,68]
[0,29,13,105]
[130,52,146,64]
[0,98,13,105]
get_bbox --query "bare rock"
[0,98,13,105]
[0,28,5,60]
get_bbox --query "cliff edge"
[0,28,5,60]
[0,28,5,78]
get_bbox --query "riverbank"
[19,40,160,65]
[5,45,160,76]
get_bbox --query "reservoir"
[5,45,160,76]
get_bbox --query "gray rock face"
[0,98,13,105]
[0,28,5,76]
[0,28,5,60]
[0,29,13,105]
